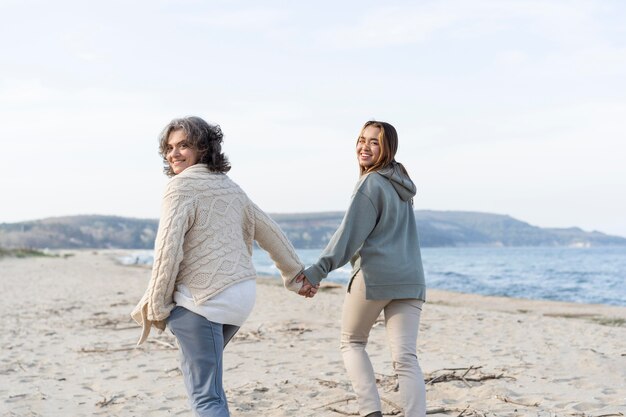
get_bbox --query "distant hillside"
[0,215,157,249]
[273,210,626,248]
[413,210,626,247]
[1,211,625,250]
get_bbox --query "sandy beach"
[1,250,625,417]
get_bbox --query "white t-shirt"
[173,279,256,327]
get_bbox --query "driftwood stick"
[96,395,121,407]
[456,405,470,417]
[147,339,177,349]
[381,396,403,411]
[441,366,484,372]
[314,396,357,410]
[425,374,447,385]
[112,326,137,331]
[427,408,452,415]
[425,365,511,385]
[316,378,341,388]
[461,366,474,378]
[459,375,472,388]
[495,395,539,407]
[466,373,510,382]
[80,341,177,353]
[328,407,358,416]
[80,347,136,353]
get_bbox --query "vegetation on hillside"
[1,211,624,250]
[0,248,53,259]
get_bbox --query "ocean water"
[120,246,626,307]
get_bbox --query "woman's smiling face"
[356,125,381,170]
[166,129,199,175]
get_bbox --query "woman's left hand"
[296,273,319,298]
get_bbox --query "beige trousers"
[340,272,425,417]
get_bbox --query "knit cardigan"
[131,164,304,344]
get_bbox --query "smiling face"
[356,124,382,170]
[166,129,199,175]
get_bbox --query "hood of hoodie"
[377,162,417,202]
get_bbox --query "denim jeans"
[167,306,240,417]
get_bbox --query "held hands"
[295,273,319,298]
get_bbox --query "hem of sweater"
[365,284,426,301]
[192,275,257,305]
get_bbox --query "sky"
[1,0,625,237]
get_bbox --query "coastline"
[1,250,624,416]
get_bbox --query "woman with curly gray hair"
[132,116,310,417]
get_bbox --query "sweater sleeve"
[131,181,195,344]
[303,190,378,286]
[251,203,304,292]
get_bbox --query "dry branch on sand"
[314,366,508,416]
[495,395,540,407]
[78,338,177,354]
[316,395,460,416]
[425,365,512,387]
[96,395,122,408]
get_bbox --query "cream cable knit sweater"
[131,164,304,344]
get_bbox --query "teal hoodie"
[303,163,426,300]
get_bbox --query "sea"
[119,246,626,307]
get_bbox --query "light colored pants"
[340,272,426,417]
[167,306,240,417]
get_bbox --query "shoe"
[364,412,383,417]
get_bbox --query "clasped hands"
[295,273,319,298]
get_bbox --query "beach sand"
[1,250,625,416]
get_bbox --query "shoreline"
[109,246,626,308]
[1,250,625,416]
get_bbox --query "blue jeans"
[167,306,240,417]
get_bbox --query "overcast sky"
[1,0,625,237]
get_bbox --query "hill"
[0,215,157,250]
[1,211,624,250]
[412,210,626,247]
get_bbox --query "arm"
[251,203,305,292]
[303,190,377,286]
[131,183,194,344]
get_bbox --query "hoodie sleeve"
[303,189,378,286]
